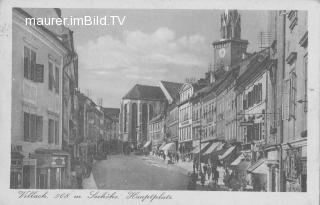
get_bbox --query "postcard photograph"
[9,7,310,194]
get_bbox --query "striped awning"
[203,142,224,155]
[192,142,210,154]
[247,158,268,174]
[219,146,236,160]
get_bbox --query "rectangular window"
[48,119,54,143]
[55,66,59,94]
[48,62,54,91]
[24,112,42,142]
[23,46,37,81]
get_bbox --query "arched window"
[149,105,153,121]
[124,104,127,132]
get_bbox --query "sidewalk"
[147,155,229,191]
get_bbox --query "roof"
[236,48,271,88]
[160,81,183,101]
[102,107,120,120]
[14,8,71,53]
[123,84,165,101]
[149,113,164,123]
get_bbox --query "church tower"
[212,10,248,76]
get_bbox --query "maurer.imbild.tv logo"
[25,15,126,27]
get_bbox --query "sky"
[62,9,270,108]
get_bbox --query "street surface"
[91,155,190,190]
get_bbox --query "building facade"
[11,8,70,189]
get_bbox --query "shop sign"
[51,156,66,166]
[240,122,254,126]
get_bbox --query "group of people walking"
[188,163,220,190]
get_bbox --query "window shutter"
[282,79,290,120]
[55,121,59,145]
[48,119,54,143]
[48,62,53,90]
[35,64,44,83]
[24,112,30,141]
[24,47,30,79]
[30,114,37,142]
[55,67,59,94]
[31,50,36,81]
[36,116,43,141]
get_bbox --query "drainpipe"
[279,10,287,192]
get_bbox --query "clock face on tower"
[219,48,226,58]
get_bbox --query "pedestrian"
[203,164,208,179]
[163,153,166,161]
[207,165,212,181]
[200,172,205,187]
[176,153,179,163]
[214,169,219,184]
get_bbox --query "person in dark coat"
[207,165,212,180]
[200,172,205,187]
[203,164,208,178]
[214,169,219,184]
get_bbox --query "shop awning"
[192,142,210,154]
[143,141,151,148]
[230,153,245,166]
[219,146,236,160]
[203,142,223,155]
[247,158,268,174]
[162,143,176,154]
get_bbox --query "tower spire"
[220,10,241,40]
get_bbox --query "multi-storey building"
[102,108,120,154]
[75,92,99,165]
[148,114,165,152]
[178,82,206,159]
[11,8,71,189]
[261,10,308,192]
[234,48,275,191]
[160,81,182,151]
[268,10,308,192]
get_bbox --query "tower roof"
[122,84,165,101]
[220,9,241,40]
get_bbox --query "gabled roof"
[123,84,165,101]
[160,81,183,101]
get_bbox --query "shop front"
[282,143,307,192]
[179,140,193,161]
[31,149,69,189]
[10,151,24,189]
[247,158,268,191]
